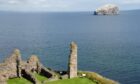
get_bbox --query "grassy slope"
[8,77,96,84]
[7,78,32,84]
[34,73,48,82]
[7,73,48,84]
[47,78,96,84]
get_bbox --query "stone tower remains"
[68,42,78,78]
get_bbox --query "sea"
[0,10,140,84]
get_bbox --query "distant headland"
[94,4,119,15]
[0,42,119,84]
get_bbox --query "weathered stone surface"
[23,55,40,72]
[68,42,78,78]
[94,4,119,15]
[0,49,22,82]
[0,81,7,84]
[0,49,56,83]
[40,66,54,78]
[21,70,39,84]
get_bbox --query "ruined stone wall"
[0,49,56,83]
[0,49,21,83]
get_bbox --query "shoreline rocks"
[94,4,119,15]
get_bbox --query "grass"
[7,78,32,84]
[47,78,96,84]
[78,71,119,84]
[7,77,96,84]
[34,73,48,82]
[8,73,105,84]
[7,73,48,84]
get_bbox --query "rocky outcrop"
[94,4,119,15]
[68,42,78,78]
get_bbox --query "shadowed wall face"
[68,42,78,78]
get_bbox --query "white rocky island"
[94,4,119,15]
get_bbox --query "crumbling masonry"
[0,42,78,84]
[0,49,57,84]
[68,42,78,78]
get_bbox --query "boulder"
[94,4,119,15]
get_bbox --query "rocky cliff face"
[94,4,119,15]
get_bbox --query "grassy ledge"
[34,73,48,82]
[7,78,32,84]
[47,78,96,84]
[7,77,97,84]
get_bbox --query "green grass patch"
[7,73,48,84]
[47,78,96,84]
[78,71,119,84]
[34,73,48,82]
[7,78,32,84]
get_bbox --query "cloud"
[0,0,140,11]
[0,0,70,6]
[122,0,140,4]
[7,0,20,4]
[0,0,72,11]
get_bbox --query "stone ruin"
[0,42,119,84]
[68,42,78,78]
[0,49,58,84]
[0,42,78,84]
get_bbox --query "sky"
[0,0,140,11]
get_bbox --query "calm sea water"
[0,11,140,84]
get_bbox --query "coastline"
[0,42,119,84]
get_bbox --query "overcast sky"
[0,0,140,11]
